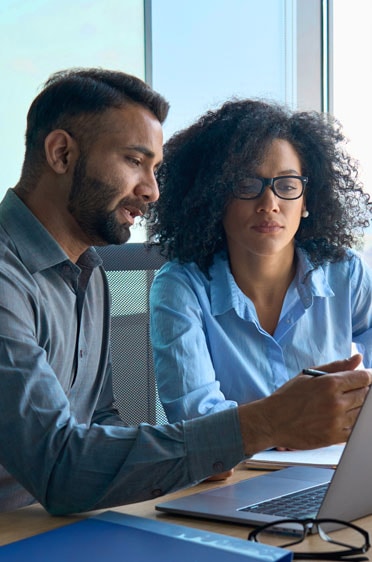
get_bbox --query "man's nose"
[136,171,160,203]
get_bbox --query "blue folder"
[0,510,292,561]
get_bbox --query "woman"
[148,98,372,427]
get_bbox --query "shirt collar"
[295,246,335,303]
[209,253,246,316]
[0,189,102,274]
[209,247,334,318]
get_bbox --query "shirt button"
[213,461,224,473]
[151,488,162,498]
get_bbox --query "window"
[0,0,145,209]
[151,0,302,142]
[331,0,372,265]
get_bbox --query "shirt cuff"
[183,406,245,481]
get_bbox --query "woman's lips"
[251,222,283,234]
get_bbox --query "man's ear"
[44,129,78,174]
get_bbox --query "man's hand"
[237,355,372,457]
[204,469,234,482]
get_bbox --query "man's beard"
[68,155,133,246]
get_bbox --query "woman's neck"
[228,246,296,334]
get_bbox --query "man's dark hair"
[21,67,169,181]
[149,98,372,275]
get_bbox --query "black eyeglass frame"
[247,518,370,561]
[232,175,309,200]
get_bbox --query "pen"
[302,368,328,377]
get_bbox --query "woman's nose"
[256,185,280,212]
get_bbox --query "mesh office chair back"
[96,243,167,425]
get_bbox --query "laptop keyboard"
[239,483,329,519]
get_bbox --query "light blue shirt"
[150,248,372,422]
[0,189,244,514]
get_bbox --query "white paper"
[245,444,345,470]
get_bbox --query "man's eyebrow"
[126,145,156,158]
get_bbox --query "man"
[0,68,370,515]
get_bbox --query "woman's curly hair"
[148,98,372,275]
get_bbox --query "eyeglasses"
[232,175,308,200]
[247,518,370,561]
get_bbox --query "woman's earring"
[302,210,309,218]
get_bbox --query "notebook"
[156,385,372,531]
[244,443,344,470]
[0,510,291,562]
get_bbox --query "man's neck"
[14,183,90,263]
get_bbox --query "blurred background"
[1,0,371,259]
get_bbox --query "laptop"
[156,386,372,531]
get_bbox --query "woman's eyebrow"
[277,169,302,175]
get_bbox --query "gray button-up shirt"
[0,189,244,514]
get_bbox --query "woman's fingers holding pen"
[312,353,363,374]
